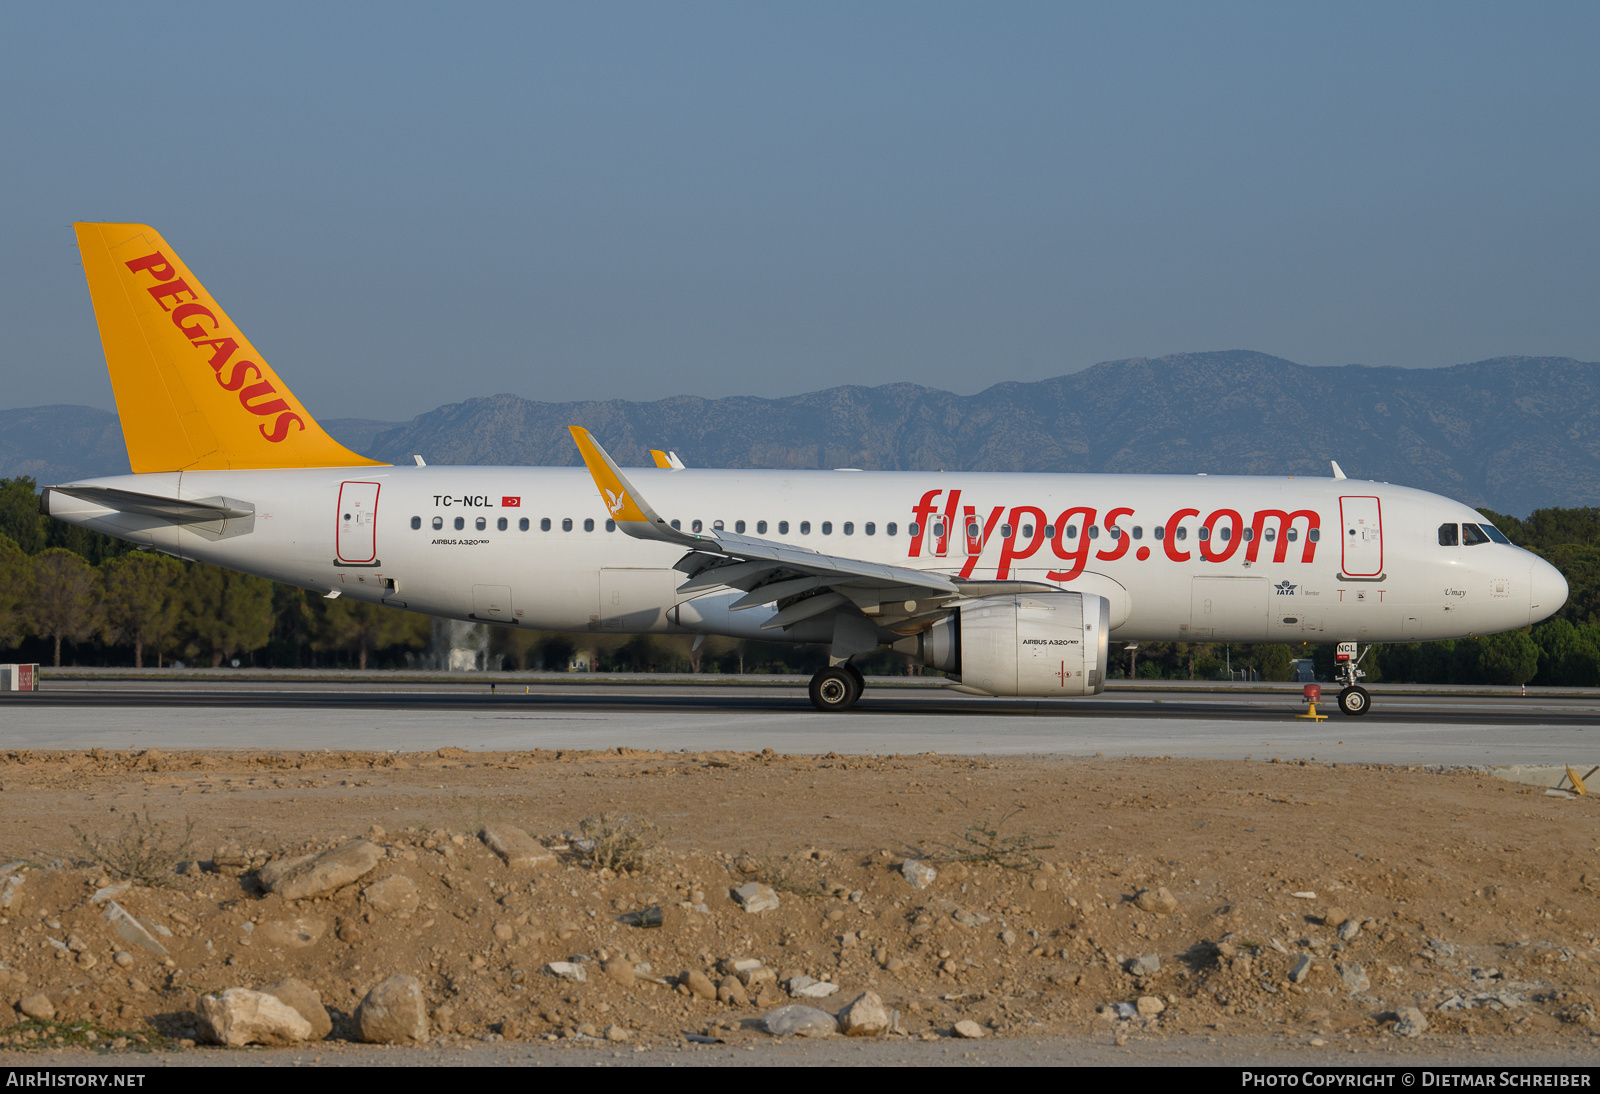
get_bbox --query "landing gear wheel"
[1337,686,1370,717]
[809,666,861,712]
[843,662,865,693]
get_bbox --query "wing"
[569,427,996,633]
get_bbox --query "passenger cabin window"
[584,518,594,532]
[713,520,724,530]
[1131,526,1142,539]
[801,521,812,534]
[735,520,746,533]
[1287,528,1298,542]
[1110,526,1123,540]
[1088,525,1100,539]
[1462,523,1491,546]
[1001,524,1013,538]
[475,517,486,530]
[1309,529,1320,542]
[1021,524,1032,538]
[1175,527,1186,541]
[605,520,615,532]
[691,520,703,533]
[865,522,875,535]
[822,522,833,535]
[411,516,421,530]
[755,521,766,534]
[886,523,896,535]
[843,522,853,535]
[432,516,443,530]
[454,517,465,531]
[497,517,508,531]
[541,517,551,531]
[670,519,680,530]
[1196,527,1208,541]
[1066,525,1078,539]
[778,521,789,534]
[562,518,573,531]
[519,517,530,531]
[1045,524,1056,538]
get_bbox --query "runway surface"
[4,678,1597,766]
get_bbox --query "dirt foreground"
[1,746,1597,1064]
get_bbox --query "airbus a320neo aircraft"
[45,224,1568,714]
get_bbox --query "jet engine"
[897,592,1110,697]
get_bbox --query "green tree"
[0,535,33,648]
[184,566,274,666]
[101,553,186,668]
[0,478,45,555]
[313,598,429,669]
[1255,643,1294,681]
[1472,630,1541,686]
[28,548,100,666]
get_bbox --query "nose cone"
[1529,557,1568,624]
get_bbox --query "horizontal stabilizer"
[47,484,253,524]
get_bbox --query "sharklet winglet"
[568,427,699,546]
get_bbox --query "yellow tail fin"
[74,223,383,472]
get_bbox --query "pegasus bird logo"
[604,488,627,517]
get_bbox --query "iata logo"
[1275,581,1297,595]
[123,251,304,444]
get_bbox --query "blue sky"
[2,2,1596,421]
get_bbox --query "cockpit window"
[1461,523,1491,546]
[1480,524,1511,544]
[1438,523,1458,546]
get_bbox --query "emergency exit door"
[1339,495,1383,577]
[336,481,381,564]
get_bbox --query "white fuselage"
[48,466,1565,644]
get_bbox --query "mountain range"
[5,351,1596,515]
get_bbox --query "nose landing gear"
[809,663,865,712]
[1334,641,1371,717]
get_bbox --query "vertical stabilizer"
[74,223,383,472]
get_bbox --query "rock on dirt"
[1133,887,1179,915]
[682,969,717,1000]
[733,882,780,913]
[837,991,890,1037]
[1394,1007,1430,1038]
[1128,954,1160,977]
[954,1019,986,1038]
[762,1004,838,1038]
[355,975,429,1044]
[17,994,55,1022]
[1340,964,1371,993]
[103,901,170,957]
[480,825,557,871]
[197,988,315,1046]
[262,978,332,1040]
[363,875,420,916]
[258,839,384,901]
[901,859,937,889]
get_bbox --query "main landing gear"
[1334,641,1371,717]
[809,663,865,712]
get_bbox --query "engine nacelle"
[907,592,1110,697]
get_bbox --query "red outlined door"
[337,481,381,564]
[1339,495,1382,577]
